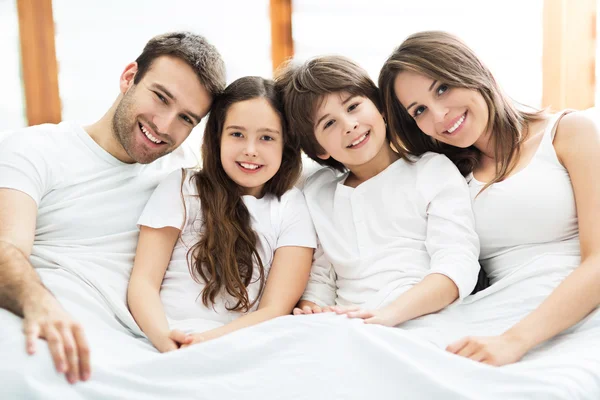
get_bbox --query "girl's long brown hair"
[379,31,546,190]
[188,76,301,312]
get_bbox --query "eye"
[347,102,360,112]
[231,131,243,138]
[323,119,335,130]
[413,105,426,118]
[436,84,449,96]
[180,115,193,125]
[261,135,275,141]
[154,92,167,104]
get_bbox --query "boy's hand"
[338,306,402,327]
[292,300,334,315]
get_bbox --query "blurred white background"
[0,0,595,139]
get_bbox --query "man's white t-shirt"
[0,121,198,334]
[137,169,317,333]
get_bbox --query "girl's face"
[393,70,489,149]
[220,97,284,197]
[312,91,387,170]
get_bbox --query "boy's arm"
[340,155,479,325]
[340,274,458,326]
[297,241,337,310]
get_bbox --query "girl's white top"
[138,169,317,333]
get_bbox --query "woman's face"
[393,70,489,149]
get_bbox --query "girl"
[127,76,316,352]
[276,56,481,328]
[378,30,600,365]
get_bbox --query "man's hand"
[23,297,90,384]
[292,300,334,315]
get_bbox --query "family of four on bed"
[1,30,598,385]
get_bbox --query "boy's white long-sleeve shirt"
[301,152,480,309]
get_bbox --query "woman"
[376,30,600,366]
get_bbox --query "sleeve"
[0,133,49,205]
[300,239,338,307]
[418,154,481,299]
[275,188,317,249]
[137,169,187,230]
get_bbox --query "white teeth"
[140,124,163,144]
[239,162,261,170]
[447,114,465,134]
[349,132,369,147]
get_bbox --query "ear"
[316,152,331,161]
[119,62,139,94]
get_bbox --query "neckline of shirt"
[69,121,145,168]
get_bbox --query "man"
[0,31,225,385]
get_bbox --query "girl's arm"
[448,110,600,366]
[127,225,189,352]
[183,245,313,344]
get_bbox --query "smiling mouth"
[139,122,165,144]
[236,162,264,172]
[444,112,467,135]
[347,131,370,148]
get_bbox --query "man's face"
[112,56,212,164]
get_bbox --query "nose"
[152,111,178,137]
[244,139,258,157]
[431,102,449,124]
[344,115,359,135]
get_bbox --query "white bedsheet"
[1,267,599,400]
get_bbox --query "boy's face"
[312,92,387,170]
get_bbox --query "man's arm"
[0,188,90,384]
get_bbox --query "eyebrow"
[406,80,437,111]
[152,83,202,124]
[225,125,281,135]
[314,94,358,128]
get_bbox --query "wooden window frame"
[543,0,596,110]
[14,0,596,128]
[17,0,61,126]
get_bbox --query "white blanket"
[1,267,599,400]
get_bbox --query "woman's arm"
[183,245,313,345]
[127,225,189,352]
[448,110,600,366]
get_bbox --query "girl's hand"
[446,333,529,366]
[154,329,193,353]
[292,300,334,315]
[179,329,223,349]
[336,306,401,327]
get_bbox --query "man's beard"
[111,90,171,164]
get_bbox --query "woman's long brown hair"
[379,31,546,191]
[188,76,301,312]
